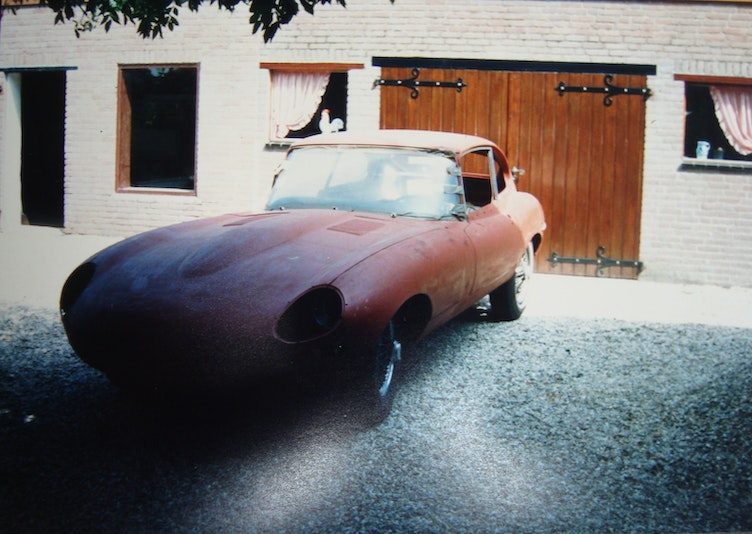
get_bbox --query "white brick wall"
[1,1,751,287]
[1,7,264,235]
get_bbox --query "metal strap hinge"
[548,246,644,277]
[374,68,466,99]
[556,74,652,107]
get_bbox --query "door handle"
[511,166,526,184]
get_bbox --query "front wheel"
[489,242,534,322]
[352,320,402,424]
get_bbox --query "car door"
[462,148,523,295]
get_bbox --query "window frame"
[675,73,752,171]
[116,63,200,195]
[459,147,506,209]
[261,62,363,146]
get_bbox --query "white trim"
[0,73,22,232]
[681,157,752,170]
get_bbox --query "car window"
[459,149,500,208]
[266,147,463,220]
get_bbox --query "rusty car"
[60,130,546,420]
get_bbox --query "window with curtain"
[268,70,348,141]
[682,80,752,163]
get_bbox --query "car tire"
[351,320,402,425]
[489,242,534,322]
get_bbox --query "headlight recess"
[275,286,343,343]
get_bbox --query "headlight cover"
[275,286,343,343]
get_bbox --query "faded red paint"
[60,131,545,391]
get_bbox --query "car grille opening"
[60,262,96,317]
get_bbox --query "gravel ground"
[1,304,751,533]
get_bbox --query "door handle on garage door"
[511,166,526,184]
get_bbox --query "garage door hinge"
[556,74,652,107]
[548,246,645,277]
[374,68,466,99]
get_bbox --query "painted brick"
[1,1,751,287]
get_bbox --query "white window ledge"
[114,187,199,198]
[265,140,294,151]
[680,157,752,173]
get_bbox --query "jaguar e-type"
[60,130,546,419]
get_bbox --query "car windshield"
[266,146,463,219]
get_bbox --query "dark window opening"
[21,71,65,227]
[118,66,197,190]
[462,177,493,207]
[285,72,348,139]
[460,150,501,207]
[684,84,752,162]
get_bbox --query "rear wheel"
[489,242,534,321]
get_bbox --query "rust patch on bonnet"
[327,218,385,236]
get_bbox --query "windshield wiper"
[389,211,442,220]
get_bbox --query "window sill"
[679,157,752,174]
[116,187,197,197]
[265,140,293,151]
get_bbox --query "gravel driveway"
[1,304,751,533]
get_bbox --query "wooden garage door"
[379,66,648,279]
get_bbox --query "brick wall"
[1,7,263,235]
[1,1,751,287]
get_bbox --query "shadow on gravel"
[2,305,751,534]
[0,308,379,532]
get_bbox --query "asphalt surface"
[1,303,751,533]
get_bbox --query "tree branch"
[18,0,392,42]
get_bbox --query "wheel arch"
[392,293,433,344]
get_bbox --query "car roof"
[290,129,501,156]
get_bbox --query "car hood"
[86,208,442,306]
[62,209,449,388]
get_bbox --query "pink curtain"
[710,85,752,156]
[270,71,330,139]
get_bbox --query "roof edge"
[290,129,500,156]
[372,57,657,76]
